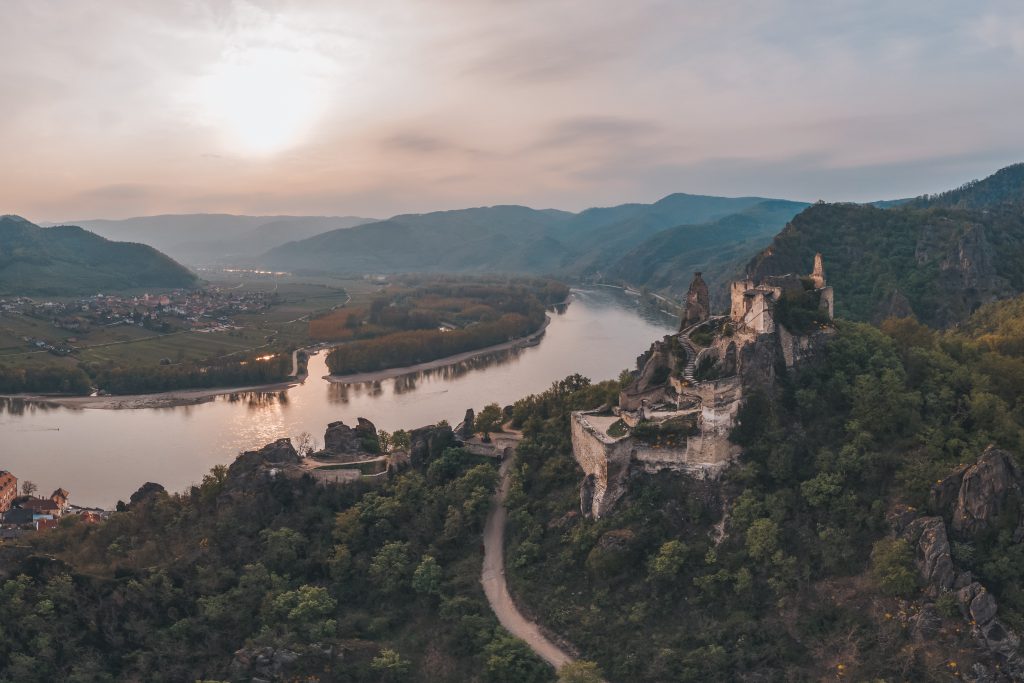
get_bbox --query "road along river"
[0,288,677,507]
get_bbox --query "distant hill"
[55,214,376,265]
[259,193,803,289]
[606,199,810,305]
[0,215,198,295]
[746,164,1024,327]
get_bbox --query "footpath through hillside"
[480,429,575,671]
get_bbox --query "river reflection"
[0,288,676,507]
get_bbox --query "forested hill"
[258,193,806,283]
[0,215,198,295]
[606,199,809,306]
[746,163,1024,327]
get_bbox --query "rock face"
[900,447,1024,680]
[903,516,956,594]
[680,272,710,330]
[323,418,378,456]
[409,423,457,469]
[931,446,1024,539]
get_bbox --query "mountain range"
[0,215,198,295]
[258,194,810,292]
[52,214,376,265]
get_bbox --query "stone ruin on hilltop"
[571,254,835,517]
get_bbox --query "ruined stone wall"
[570,412,634,518]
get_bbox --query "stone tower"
[680,272,710,330]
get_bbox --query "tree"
[412,555,443,597]
[870,538,918,597]
[370,541,412,594]
[391,429,411,451]
[21,481,37,496]
[371,648,411,681]
[378,430,393,453]
[292,431,318,457]
[745,518,780,561]
[476,403,504,442]
[558,660,604,683]
[484,631,550,683]
[648,540,688,580]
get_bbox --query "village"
[0,286,278,356]
[0,469,107,541]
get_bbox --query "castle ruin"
[571,254,835,517]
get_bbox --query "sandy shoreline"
[0,315,551,410]
[322,315,551,384]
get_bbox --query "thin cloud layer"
[1,0,1023,220]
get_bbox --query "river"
[0,288,677,507]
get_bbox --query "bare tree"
[21,480,37,496]
[292,432,319,458]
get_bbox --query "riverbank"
[323,314,551,384]
[0,378,300,410]
[0,316,551,409]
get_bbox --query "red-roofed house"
[35,517,58,532]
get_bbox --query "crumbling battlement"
[571,255,835,517]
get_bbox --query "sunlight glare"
[196,34,330,156]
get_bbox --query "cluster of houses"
[0,470,105,540]
[0,286,279,355]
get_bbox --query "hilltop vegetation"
[747,164,1024,326]
[0,216,198,296]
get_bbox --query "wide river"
[0,288,677,507]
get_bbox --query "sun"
[195,43,326,156]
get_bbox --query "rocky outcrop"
[930,446,1024,540]
[903,516,956,594]
[323,418,378,456]
[409,423,457,469]
[680,272,710,329]
[128,482,167,508]
[460,409,475,439]
[228,438,300,483]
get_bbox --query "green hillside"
[746,164,1024,326]
[258,194,798,282]
[0,215,198,295]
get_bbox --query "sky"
[2,0,1024,221]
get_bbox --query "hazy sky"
[3,0,1024,221]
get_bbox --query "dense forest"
[747,164,1024,327]
[0,425,558,682]
[323,278,566,375]
[502,297,1024,681]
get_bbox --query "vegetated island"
[314,275,569,377]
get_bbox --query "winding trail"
[481,451,574,671]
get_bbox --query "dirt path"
[481,450,574,671]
